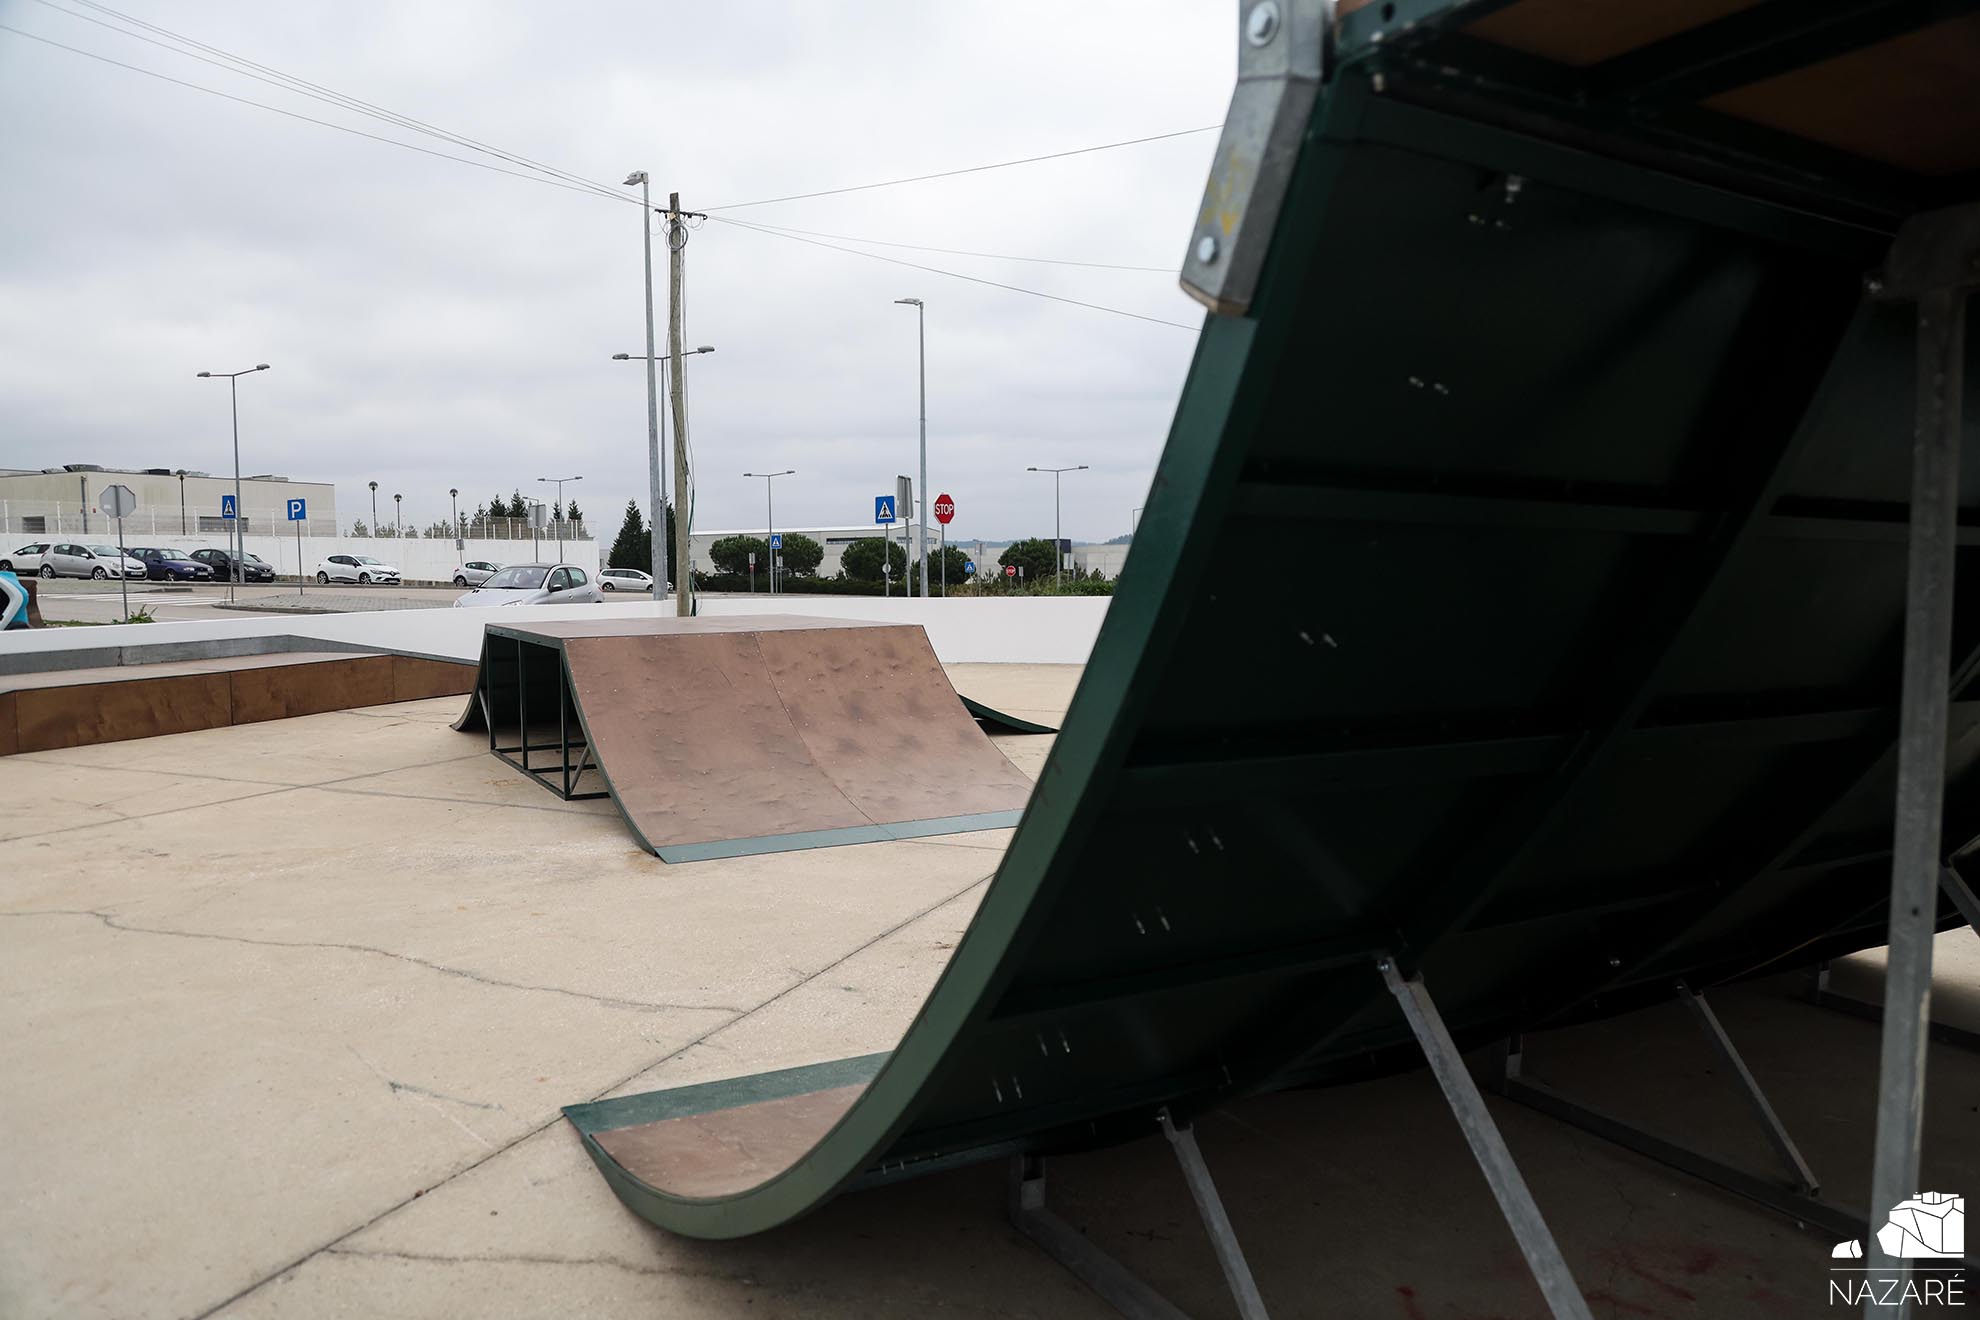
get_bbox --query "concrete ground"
[1,660,1974,1320]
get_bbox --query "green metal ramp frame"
[567,2,1980,1311]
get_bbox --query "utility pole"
[666,191,700,617]
[894,297,928,595]
[625,171,666,600]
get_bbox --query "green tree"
[350,520,370,537]
[779,532,823,577]
[564,499,583,528]
[840,536,908,581]
[551,500,564,523]
[929,544,970,591]
[999,538,1058,583]
[608,500,647,570]
[710,535,769,576]
[510,489,527,520]
[487,494,508,525]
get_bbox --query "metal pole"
[1158,1113,1270,1319]
[115,513,128,620]
[295,517,303,597]
[916,301,928,596]
[638,175,666,600]
[230,376,241,604]
[1866,281,1966,1315]
[1381,959,1594,1320]
[1054,469,1062,588]
[765,475,775,595]
[179,473,187,535]
[668,191,692,617]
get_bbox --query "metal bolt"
[1864,275,1886,294]
[1371,70,1387,91]
[1195,233,1219,264]
[1246,1,1281,46]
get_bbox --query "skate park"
[6,0,1980,1317]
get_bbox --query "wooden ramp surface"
[0,651,474,755]
[466,618,1038,861]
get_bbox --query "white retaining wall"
[0,595,1110,666]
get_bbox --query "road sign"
[769,533,782,549]
[964,560,976,574]
[100,484,137,518]
[748,551,756,565]
[286,498,307,521]
[1004,564,1016,578]
[220,494,238,520]
[933,493,955,525]
[874,496,896,523]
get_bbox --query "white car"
[453,563,604,607]
[42,542,145,580]
[598,567,654,592]
[452,560,502,587]
[316,554,402,585]
[0,543,51,575]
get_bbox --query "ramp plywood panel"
[228,656,395,724]
[390,655,476,703]
[16,672,232,753]
[476,618,1035,858]
[591,1084,869,1200]
[0,693,16,757]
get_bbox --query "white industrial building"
[0,464,337,538]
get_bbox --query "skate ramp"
[462,617,1038,861]
[569,0,1980,1242]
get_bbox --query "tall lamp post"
[175,469,189,535]
[1026,464,1088,588]
[449,488,460,548]
[195,362,270,604]
[624,170,666,602]
[742,469,796,594]
[393,493,403,540]
[537,474,582,561]
[613,346,712,592]
[893,297,928,595]
[367,480,379,536]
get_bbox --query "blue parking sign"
[769,533,782,549]
[874,496,895,524]
[220,494,237,520]
[286,498,307,521]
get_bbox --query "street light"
[174,469,189,535]
[393,492,402,540]
[1026,464,1088,588]
[367,480,379,536]
[742,470,796,595]
[894,298,928,596]
[449,488,460,547]
[537,474,582,561]
[195,362,270,603]
[614,345,713,596]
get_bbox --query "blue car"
[126,547,215,582]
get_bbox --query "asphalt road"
[31,580,468,624]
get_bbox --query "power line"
[704,125,1222,212]
[27,0,631,203]
[0,22,637,203]
[709,215,1200,332]
[731,220,1174,272]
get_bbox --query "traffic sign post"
[287,498,308,596]
[874,494,897,598]
[101,484,137,621]
[767,534,782,596]
[933,494,954,596]
[218,494,239,603]
[748,550,756,593]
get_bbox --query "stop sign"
[933,493,955,525]
[1004,564,1016,578]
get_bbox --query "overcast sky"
[0,1,1231,546]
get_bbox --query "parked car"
[40,542,145,580]
[316,554,402,585]
[598,567,654,592]
[452,560,502,587]
[453,563,604,607]
[191,548,276,583]
[125,547,214,582]
[0,543,50,575]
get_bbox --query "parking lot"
[30,580,470,625]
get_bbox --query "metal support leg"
[1676,980,1821,1195]
[1159,1112,1269,1320]
[1008,1115,1270,1320]
[1865,203,1977,1317]
[1379,959,1594,1320]
[1008,1156,1190,1320]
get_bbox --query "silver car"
[43,542,145,579]
[452,563,604,607]
[597,567,654,592]
[452,560,502,587]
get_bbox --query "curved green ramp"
[570,0,1980,1240]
